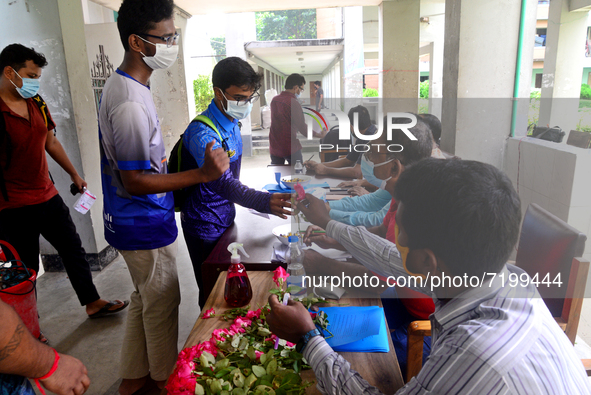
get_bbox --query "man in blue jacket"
[180,57,291,308]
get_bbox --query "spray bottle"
[224,242,253,307]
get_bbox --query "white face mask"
[220,90,254,120]
[137,35,179,70]
[361,155,394,190]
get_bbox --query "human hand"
[201,141,230,182]
[304,226,343,250]
[269,193,292,219]
[303,224,325,246]
[40,354,90,395]
[297,194,331,229]
[313,164,328,176]
[70,175,87,193]
[267,295,316,344]
[325,201,331,213]
[304,160,318,173]
[337,180,363,188]
[348,186,369,197]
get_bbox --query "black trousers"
[0,194,100,306]
[183,231,218,310]
[270,149,303,165]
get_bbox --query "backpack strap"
[32,94,51,130]
[193,114,222,141]
[192,114,231,155]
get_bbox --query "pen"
[274,293,290,349]
[307,154,314,162]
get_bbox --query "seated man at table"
[180,57,291,309]
[304,115,436,374]
[320,113,443,228]
[305,105,376,183]
[268,158,591,394]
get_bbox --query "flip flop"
[88,299,130,319]
[38,331,49,345]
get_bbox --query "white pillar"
[343,6,365,103]
[441,0,537,168]
[538,0,589,133]
[379,0,419,111]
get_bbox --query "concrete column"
[378,0,419,111]
[538,0,589,133]
[225,12,257,156]
[343,6,364,102]
[440,0,537,168]
[54,0,116,269]
[419,3,445,119]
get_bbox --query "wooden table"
[200,166,351,302]
[182,271,404,394]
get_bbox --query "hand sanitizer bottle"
[224,242,253,307]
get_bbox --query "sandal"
[88,299,130,319]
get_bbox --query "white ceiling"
[246,40,344,76]
[91,0,382,15]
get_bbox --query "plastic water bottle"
[286,236,307,297]
[294,160,303,174]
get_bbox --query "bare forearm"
[324,158,354,169]
[46,139,79,178]
[0,302,54,377]
[121,168,211,196]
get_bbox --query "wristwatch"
[296,327,324,353]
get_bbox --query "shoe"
[88,299,129,319]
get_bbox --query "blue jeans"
[381,288,432,377]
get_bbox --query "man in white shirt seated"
[267,158,591,395]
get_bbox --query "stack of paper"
[318,306,390,352]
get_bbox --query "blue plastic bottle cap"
[288,236,299,243]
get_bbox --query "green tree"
[255,9,317,41]
[210,36,226,62]
[419,80,429,99]
[194,75,214,112]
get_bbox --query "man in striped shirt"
[268,159,591,394]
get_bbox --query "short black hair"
[285,74,305,90]
[212,57,262,92]
[0,44,47,73]
[394,159,521,277]
[418,113,441,145]
[117,0,175,51]
[314,81,321,86]
[348,105,372,131]
[380,114,433,165]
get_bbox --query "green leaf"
[252,365,267,377]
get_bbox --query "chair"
[405,203,588,381]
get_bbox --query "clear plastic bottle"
[294,160,303,174]
[286,236,307,297]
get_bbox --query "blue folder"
[318,306,390,353]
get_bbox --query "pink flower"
[246,309,262,319]
[234,317,252,328]
[273,266,290,287]
[294,183,306,201]
[202,308,215,319]
[255,350,264,360]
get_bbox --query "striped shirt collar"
[432,265,535,331]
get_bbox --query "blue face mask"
[361,155,394,189]
[10,68,40,99]
[221,91,253,120]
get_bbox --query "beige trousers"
[118,240,180,381]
